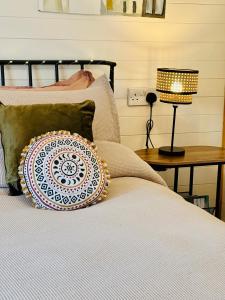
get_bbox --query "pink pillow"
[0,70,95,91]
[0,86,32,90]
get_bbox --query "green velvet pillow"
[0,100,95,195]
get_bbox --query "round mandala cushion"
[18,131,110,211]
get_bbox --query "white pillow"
[95,141,167,187]
[90,75,120,141]
[0,75,120,143]
[0,75,120,188]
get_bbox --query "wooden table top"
[135,146,225,167]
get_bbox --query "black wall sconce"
[142,0,166,18]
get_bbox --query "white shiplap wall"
[0,0,225,212]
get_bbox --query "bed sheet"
[0,177,225,300]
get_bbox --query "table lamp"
[156,68,199,156]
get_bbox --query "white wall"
[0,0,225,209]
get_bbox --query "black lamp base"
[158,146,185,156]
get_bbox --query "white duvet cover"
[0,177,225,300]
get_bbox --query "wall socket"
[127,87,157,106]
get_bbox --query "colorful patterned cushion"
[18,131,110,211]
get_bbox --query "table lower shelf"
[179,192,216,216]
[136,146,225,220]
[153,164,223,219]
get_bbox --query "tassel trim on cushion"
[18,130,110,210]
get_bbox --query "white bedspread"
[0,177,225,300]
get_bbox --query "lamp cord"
[146,104,154,149]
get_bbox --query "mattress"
[0,177,225,300]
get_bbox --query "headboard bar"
[0,65,5,86]
[28,64,33,87]
[55,64,59,82]
[0,60,116,90]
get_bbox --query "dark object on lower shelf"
[203,207,215,216]
[180,193,215,216]
[158,146,185,156]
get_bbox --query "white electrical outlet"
[127,87,157,106]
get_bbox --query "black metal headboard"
[0,60,116,91]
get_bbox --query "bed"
[0,60,225,300]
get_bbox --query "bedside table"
[135,146,225,219]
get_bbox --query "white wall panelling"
[0,0,224,215]
[121,132,222,152]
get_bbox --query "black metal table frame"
[156,162,223,219]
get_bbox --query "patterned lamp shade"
[156,68,199,104]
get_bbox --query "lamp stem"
[171,105,178,152]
